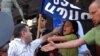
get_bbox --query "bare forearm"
[41,28,61,42]
[50,36,66,41]
[55,38,85,49]
[41,32,56,41]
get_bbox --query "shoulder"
[65,34,77,40]
[9,38,21,48]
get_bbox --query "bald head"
[89,1,99,10]
[96,0,100,4]
[89,1,100,26]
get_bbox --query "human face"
[89,2,100,26]
[63,21,74,35]
[22,26,32,44]
[40,17,47,28]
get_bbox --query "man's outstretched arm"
[41,38,85,52]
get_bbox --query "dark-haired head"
[62,20,78,36]
[70,21,78,34]
[14,24,33,44]
[36,14,47,28]
[14,24,28,37]
[36,14,47,20]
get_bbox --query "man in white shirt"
[8,23,56,56]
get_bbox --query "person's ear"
[21,31,25,37]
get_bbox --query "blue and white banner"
[40,0,91,21]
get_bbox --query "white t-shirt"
[8,38,43,56]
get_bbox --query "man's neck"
[94,23,100,27]
[21,37,30,45]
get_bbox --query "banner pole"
[36,14,42,39]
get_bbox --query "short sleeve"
[83,29,95,44]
